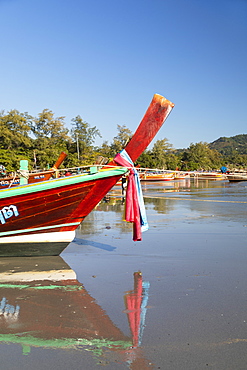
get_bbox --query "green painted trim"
[22,344,31,355]
[0,283,83,291]
[0,167,127,199]
[0,334,132,352]
[0,222,79,237]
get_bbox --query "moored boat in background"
[138,170,175,181]
[189,171,226,180]
[226,172,247,182]
[0,152,67,189]
[174,171,190,180]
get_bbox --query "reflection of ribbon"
[124,272,150,347]
[114,149,148,241]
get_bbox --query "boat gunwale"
[0,167,128,199]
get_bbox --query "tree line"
[0,109,246,172]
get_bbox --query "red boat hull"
[0,169,125,256]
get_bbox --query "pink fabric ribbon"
[114,152,142,241]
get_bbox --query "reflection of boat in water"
[226,172,247,182]
[0,256,151,367]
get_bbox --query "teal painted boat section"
[0,283,84,291]
[0,333,132,352]
[0,167,127,199]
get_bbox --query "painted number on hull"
[0,205,19,224]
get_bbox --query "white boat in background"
[174,171,190,180]
[226,172,247,182]
[189,171,226,180]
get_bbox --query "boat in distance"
[138,170,175,181]
[189,171,226,180]
[226,172,247,182]
[0,94,174,257]
[0,152,67,189]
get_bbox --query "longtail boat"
[0,94,174,257]
[0,152,67,189]
[138,170,175,181]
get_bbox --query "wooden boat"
[0,256,151,367]
[139,170,175,181]
[226,172,247,182]
[190,171,226,180]
[115,169,175,185]
[174,171,190,180]
[0,94,174,256]
[0,152,67,189]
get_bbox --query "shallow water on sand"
[0,179,246,369]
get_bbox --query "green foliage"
[70,115,101,164]
[0,106,245,172]
[109,125,133,156]
[96,140,111,158]
[209,134,247,155]
[0,110,32,150]
[150,139,174,169]
[31,109,71,168]
[137,139,179,170]
[181,142,222,170]
[0,148,31,171]
[137,150,154,168]
[209,134,247,169]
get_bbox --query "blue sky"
[1,0,246,149]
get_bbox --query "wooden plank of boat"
[0,93,174,256]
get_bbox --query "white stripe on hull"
[0,222,80,238]
[0,230,75,244]
[0,269,76,282]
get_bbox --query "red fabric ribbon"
[114,153,142,241]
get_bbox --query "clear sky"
[1,0,246,149]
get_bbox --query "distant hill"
[209,134,247,156]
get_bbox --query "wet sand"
[0,179,247,369]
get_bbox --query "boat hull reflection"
[0,256,151,367]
